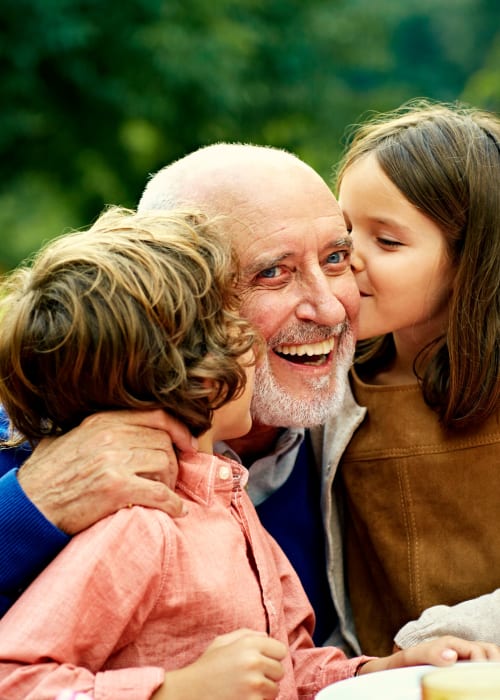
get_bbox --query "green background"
[1,0,499,271]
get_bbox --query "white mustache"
[268,321,347,347]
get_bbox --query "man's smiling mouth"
[274,338,335,366]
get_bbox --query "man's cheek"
[240,308,276,341]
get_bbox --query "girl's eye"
[377,237,403,248]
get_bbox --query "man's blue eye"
[327,252,344,264]
[259,267,280,278]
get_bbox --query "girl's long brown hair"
[335,99,500,429]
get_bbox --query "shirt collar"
[215,428,305,506]
[177,452,248,506]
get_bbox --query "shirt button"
[219,466,231,480]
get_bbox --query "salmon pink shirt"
[0,453,367,700]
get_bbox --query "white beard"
[251,324,355,428]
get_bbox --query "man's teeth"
[275,338,335,357]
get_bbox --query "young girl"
[333,99,500,657]
[1,206,491,700]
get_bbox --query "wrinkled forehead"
[212,166,344,243]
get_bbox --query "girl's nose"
[350,246,364,272]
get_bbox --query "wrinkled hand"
[155,629,287,700]
[17,409,197,533]
[360,635,500,675]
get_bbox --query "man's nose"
[295,274,347,325]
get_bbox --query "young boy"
[0,207,496,700]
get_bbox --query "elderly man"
[0,144,363,652]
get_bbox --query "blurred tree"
[0,0,499,270]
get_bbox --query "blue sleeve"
[0,405,32,477]
[0,408,70,617]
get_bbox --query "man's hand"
[17,409,197,534]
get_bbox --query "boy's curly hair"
[0,207,258,444]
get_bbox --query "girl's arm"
[359,635,500,674]
[394,590,500,649]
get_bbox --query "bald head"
[138,143,327,223]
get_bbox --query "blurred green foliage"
[1,0,499,270]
